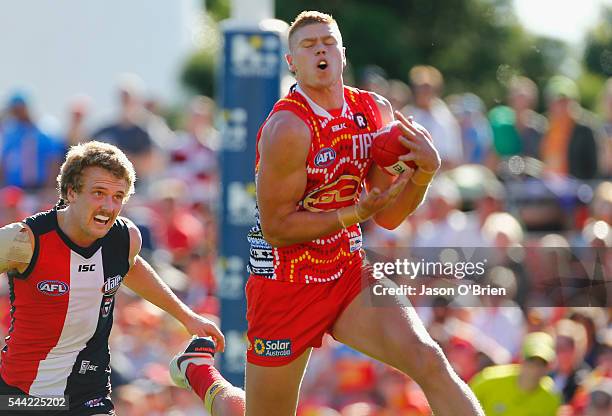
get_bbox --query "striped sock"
[186,363,229,414]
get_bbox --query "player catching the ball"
[170,10,484,416]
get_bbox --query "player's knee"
[401,340,449,386]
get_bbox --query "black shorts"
[0,375,114,416]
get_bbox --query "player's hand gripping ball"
[372,120,417,175]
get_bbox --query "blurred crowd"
[0,66,610,415]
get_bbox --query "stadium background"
[0,0,611,414]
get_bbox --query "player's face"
[287,23,346,89]
[67,166,128,242]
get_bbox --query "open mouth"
[317,60,328,70]
[93,214,111,226]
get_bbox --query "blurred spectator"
[331,345,378,409]
[385,79,412,112]
[448,93,492,164]
[150,179,205,269]
[585,380,612,416]
[480,212,527,273]
[481,212,524,248]
[540,76,599,179]
[64,94,92,147]
[423,297,453,345]
[143,93,176,151]
[590,329,612,383]
[442,163,504,214]
[167,95,220,205]
[569,309,609,369]
[470,265,525,358]
[0,186,28,225]
[0,91,63,190]
[92,73,162,182]
[470,332,561,415]
[358,65,390,98]
[363,220,412,261]
[488,76,547,165]
[402,65,463,168]
[527,234,575,305]
[582,219,612,250]
[550,319,591,404]
[411,177,465,247]
[112,384,148,416]
[590,181,612,224]
[445,336,481,382]
[413,165,507,248]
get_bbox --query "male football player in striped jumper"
[0,141,224,415]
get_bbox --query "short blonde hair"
[288,11,338,50]
[57,141,136,203]
[409,65,444,92]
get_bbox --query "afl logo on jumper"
[37,280,69,296]
[314,147,336,168]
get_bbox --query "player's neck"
[298,81,344,111]
[57,208,97,248]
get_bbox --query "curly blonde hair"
[57,141,136,205]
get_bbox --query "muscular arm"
[257,111,347,247]
[122,220,224,349]
[0,223,34,275]
[366,93,437,229]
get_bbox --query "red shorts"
[246,260,371,366]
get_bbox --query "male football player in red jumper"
[171,10,484,416]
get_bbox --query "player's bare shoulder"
[368,91,394,124]
[0,222,35,274]
[259,110,311,164]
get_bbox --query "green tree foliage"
[584,7,612,77]
[180,0,224,96]
[205,0,230,22]
[181,48,216,97]
[182,0,566,104]
[278,0,567,105]
[577,6,612,111]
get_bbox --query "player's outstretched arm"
[0,223,34,275]
[122,219,225,351]
[257,111,408,247]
